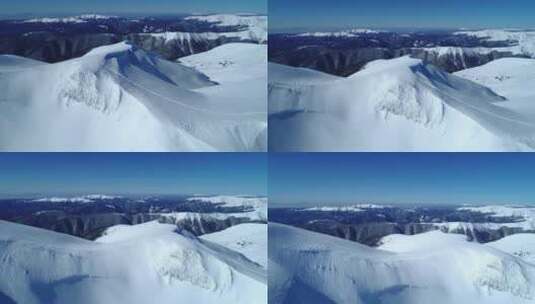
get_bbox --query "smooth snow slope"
[269,223,535,304]
[180,43,267,149]
[269,56,535,151]
[0,41,266,151]
[0,220,266,304]
[456,58,535,124]
[488,234,535,265]
[202,223,267,269]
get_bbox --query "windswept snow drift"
[269,56,535,151]
[0,41,266,151]
[0,220,266,304]
[269,223,535,304]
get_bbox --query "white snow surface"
[455,58,535,125]
[270,223,535,304]
[201,223,267,269]
[0,220,266,304]
[488,234,535,265]
[0,41,266,151]
[269,56,535,151]
[180,43,266,83]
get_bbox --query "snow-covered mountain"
[184,14,267,43]
[295,29,385,38]
[437,205,535,232]
[0,194,267,240]
[269,223,535,304]
[30,194,122,203]
[158,196,267,236]
[454,29,535,57]
[137,15,267,56]
[299,204,389,212]
[0,41,266,151]
[186,195,267,217]
[1,14,267,63]
[0,220,266,304]
[269,56,535,151]
[270,28,535,78]
[20,14,118,24]
[158,196,267,235]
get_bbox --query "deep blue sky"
[0,0,266,16]
[270,0,535,32]
[0,153,266,197]
[269,153,535,207]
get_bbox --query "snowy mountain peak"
[269,56,532,151]
[349,56,506,127]
[84,40,135,58]
[79,41,216,89]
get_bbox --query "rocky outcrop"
[159,215,263,236]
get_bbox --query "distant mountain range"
[0,194,267,239]
[269,29,535,76]
[270,204,535,245]
[0,14,267,62]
